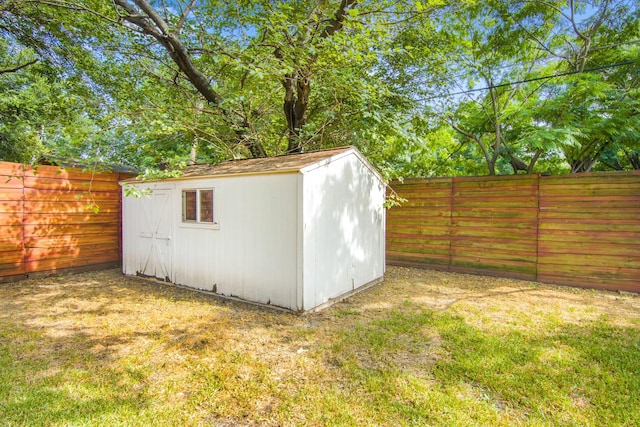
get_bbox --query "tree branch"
[176,0,197,34]
[22,0,120,25]
[0,58,39,75]
[568,0,587,41]
[527,148,543,174]
[131,0,169,34]
[113,0,224,106]
[320,0,358,38]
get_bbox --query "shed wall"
[192,173,299,309]
[121,186,140,278]
[122,173,300,310]
[301,153,386,310]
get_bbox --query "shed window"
[199,190,214,222]
[182,189,214,223]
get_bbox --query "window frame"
[180,187,219,229]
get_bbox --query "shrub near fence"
[387,171,640,293]
[0,161,132,282]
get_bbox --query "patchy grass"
[0,267,639,426]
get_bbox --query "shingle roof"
[178,146,354,178]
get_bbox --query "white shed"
[120,146,385,312]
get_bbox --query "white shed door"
[138,189,172,281]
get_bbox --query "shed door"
[138,189,172,281]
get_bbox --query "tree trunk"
[509,156,528,174]
[283,70,311,153]
[627,150,640,170]
[277,0,357,154]
[527,149,543,174]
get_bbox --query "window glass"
[199,189,214,223]
[182,190,197,222]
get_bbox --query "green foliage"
[0,0,638,176]
[384,0,640,176]
[0,48,82,163]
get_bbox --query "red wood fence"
[387,171,640,293]
[0,161,132,282]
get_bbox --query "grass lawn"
[1,267,639,426]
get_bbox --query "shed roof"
[124,146,380,183]
[180,146,354,178]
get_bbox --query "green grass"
[0,327,155,425]
[0,268,639,426]
[331,308,640,426]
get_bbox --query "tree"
[0,0,133,164]
[0,38,96,163]
[385,0,639,176]
[451,1,562,175]
[13,0,433,165]
[528,0,640,172]
[384,0,564,175]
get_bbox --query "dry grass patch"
[1,267,639,426]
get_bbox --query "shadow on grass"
[330,308,640,426]
[0,320,152,425]
[1,267,639,426]
[0,269,309,425]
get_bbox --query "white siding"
[210,173,298,309]
[301,153,385,310]
[168,173,298,310]
[122,183,175,280]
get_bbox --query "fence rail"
[387,171,640,293]
[0,161,132,282]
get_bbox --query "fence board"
[537,172,640,289]
[23,212,120,225]
[0,251,23,264]
[539,210,638,220]
[23,176,120,192]
[23,223,119,237]
[0,188,25,201]
[536,269,639,293]
[539,241,639,257]
[24,234,119,247]
[23,188,120,202]
[22,164,120,181]
[0,177,23,189]
[0,200,22,212]
[24,253,120,273]
[386,178,453,269]
[386,250,450,268]
[538,230,639,245]
[0,213,22,225]
[387,171,640,292]
[0,161,132,281]
[25,243,118,261]
[23,201,120,214]
[0,166,24,277]
[539,221,640,232]
[451,227,537,239]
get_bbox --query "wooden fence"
[387,171,640,293]
[0,161,132,282]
